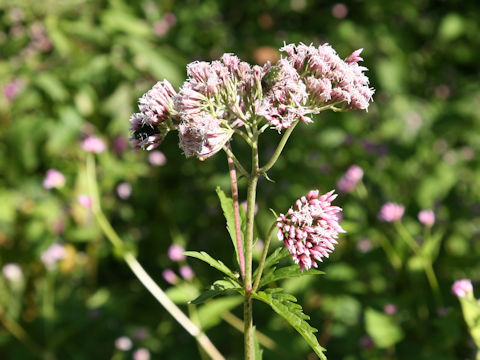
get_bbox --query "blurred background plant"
[1,0,480,359]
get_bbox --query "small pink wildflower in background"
[383,304,397,315]
[77,194,92,208]
[277,190,345,271]
[359,335,374,349]
[4,78,24,101]
[378,202,404,222]
[148,150,167,166]
[162,269,179,285]
[133,348,151,360]
[337,165,363,192]
[82,135,106,153]
[452,279,473,298]
[179,265,195,280]
[43,169,66,189]
[357,238,372,253]
[116,182,132,200]
[41,243,66,269]
[115,336,132,351]
[332,3,348,19]
[241,201,258,215]
[168,244,186,262]
[2,263,23,282]
[418,210,435,227]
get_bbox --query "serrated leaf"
[216,187,243,267]
[184,251,237,279]
[197,296,243,330]
[253,247,290,279]
[259,265,324,288]
[365,307,404,348]
[190,279,243,305]
[253,289,327,360]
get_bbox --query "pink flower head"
[452,279,473,298]
[168,244,186,262]
[179,265,195,280]
[130,80,177,151]
[41,243,66,269]
[280,43,374,111]
[162,269,179,285]
[383,303,397,315]
[148,150,167,166]
[418,210,435,227]
[276,190,345,271]
[337,165,364,192]
[378,202,404,222]
[115,336,132,351]
[133,348,151,360]
[116,182,132,200]
[82,136,106,153]
[4,79,24,101]
[332,3,348,19]
[77,194,92,208]
[2,263,23,282]
[43,169,66,189]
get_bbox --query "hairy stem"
[226,144,246,279]
[86,155,225,360]
[252,222,277,292]
[259,119,300,175]
[244,138,259,360]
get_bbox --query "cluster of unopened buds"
[129,42,374,159]
[276,190,345,270]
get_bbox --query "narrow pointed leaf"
[184,251,237,279]
[253,289,327,360]
[190,278,243,305]
[259,265,324,288]
[216,187,243,265]
[253,247,290,278]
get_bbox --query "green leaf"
[216,187,242,267]
[184,251,237,279]
[197,296,243,330]
[165,283,200,305]
[253,247,289,279]
[190,279,243,305]
[365,307,404,348]
[459,295,480,347]
[253,289,327,360]
[259,265,324,288]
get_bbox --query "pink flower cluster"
[337,165,364,192]
[378,202,404,222]
[129,43,374,159]
[276,190,345,270]
[418,209,435,227]
[281,43,374,111]
[129,80,177,151]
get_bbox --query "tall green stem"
[244,137,259,360]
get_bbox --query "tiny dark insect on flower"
[261,66,282,93]
[134,125,161,149]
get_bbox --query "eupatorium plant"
[129,42,373,359]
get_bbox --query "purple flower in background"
[179,265,195,280]
[332,3,348,19]
[133,348,151,360]
[77,194,92,208]
[82,136,106,153]
[337,165,364,193]
[452,279,473,298]
[383,304,397,315]
[4,79,24,101]
[378,202,404,222]
[418,210,435,227]
[148,150,167,166]
[43,169,66,189]
[116,182,132,200]
[277,190,345,271]
[162,269,179,285]
[41,243,66,269]
[168,244,186,262]
[2,263,23,282]
[113,136,129,155]
[114,336,132,351]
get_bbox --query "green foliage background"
[1,0,479,359]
